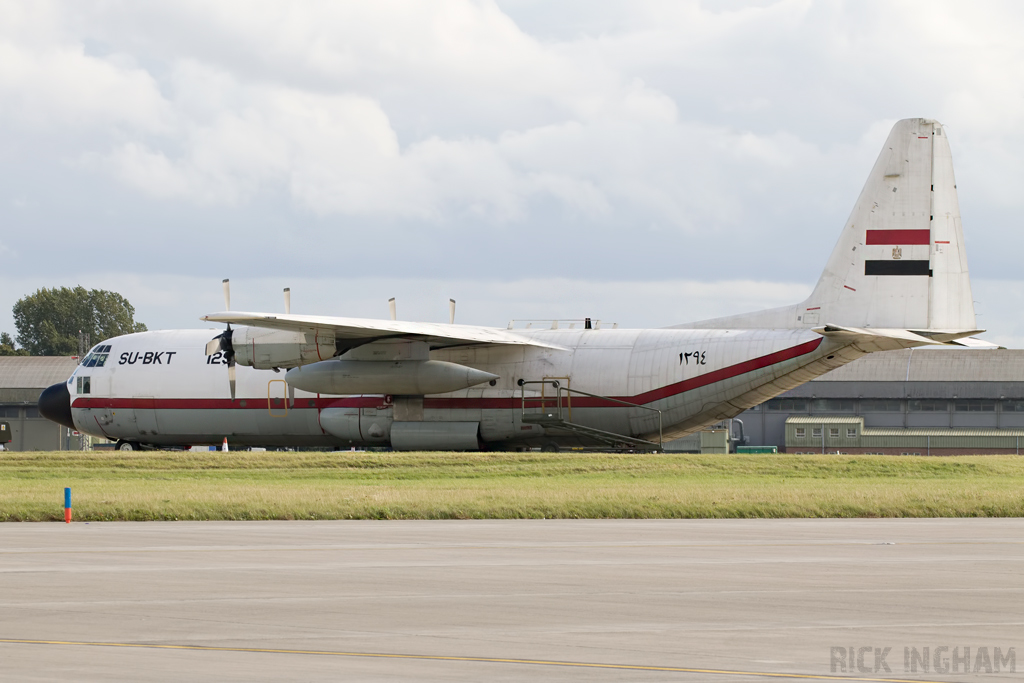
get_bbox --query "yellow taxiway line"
[0,638,950,682]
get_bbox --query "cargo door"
[107,406,137,436]
[268,379,288,418]
[259,379,306,436]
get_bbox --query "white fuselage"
[66,326,859,449]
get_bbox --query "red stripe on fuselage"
[865,229,930,245]
[72,338,824,411]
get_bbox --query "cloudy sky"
[3,0,1024,346]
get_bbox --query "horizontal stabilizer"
[947,336,1002,349]
[814,324,989,352]
[906,329,985,343]
[814,325,936,350]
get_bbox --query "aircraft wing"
[200,311,566,350]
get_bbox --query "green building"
[785,415,1024,455]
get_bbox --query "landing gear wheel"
[541,442,560,453]
[116,440,141,451]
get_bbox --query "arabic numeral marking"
[679,351,708,366]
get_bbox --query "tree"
[13,287,148,356]
[0,332,28,356]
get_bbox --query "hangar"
[0,356,83,451]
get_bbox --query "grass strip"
[1,450,1022,521]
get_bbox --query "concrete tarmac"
[0,519,1021,682]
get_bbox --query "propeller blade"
[222,278,231,311]
[388,297,397,321]
[206,316,236,399]
[224,323,236,399]
[283,287,291,314]
[449,299,456,325]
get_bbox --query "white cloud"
[92,54,696,222]
[105,68,401,208]
[0,1,936,226]
[0,2,169,132]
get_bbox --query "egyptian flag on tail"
[864,229,932,276]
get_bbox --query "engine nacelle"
[232,327,335,369]
[286,359,497,395]
[319,407,391,443]
[390,421,480,450]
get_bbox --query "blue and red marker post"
[64,487,71,523]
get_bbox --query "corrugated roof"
[786,416,863,424]
[812,348,1024,383]
[0,356,78,389]
[862,428,1024,437]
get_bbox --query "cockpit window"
[76,376,91,394]
[80,351,109,367]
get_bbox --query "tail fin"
[677,118,979,335]
[803,117,974,330]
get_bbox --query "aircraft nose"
[39,382,75,430]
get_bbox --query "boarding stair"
[518,379,663,451]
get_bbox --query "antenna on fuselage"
[389,297,397,321]
[449,299,456,325]
[284,287,291,314]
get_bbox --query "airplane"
[39,118,993,452]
